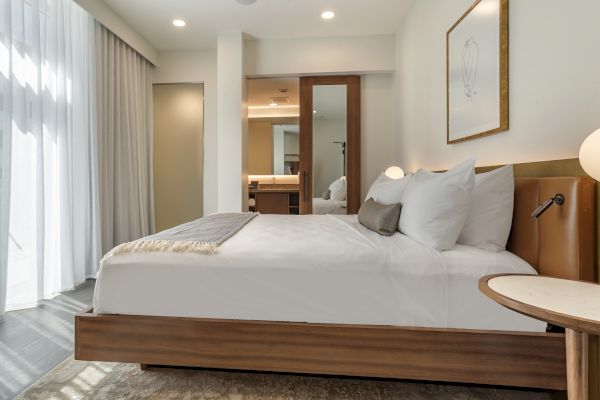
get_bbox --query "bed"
[311,197,347,215]
[76,177,596,390]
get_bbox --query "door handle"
[303,171,308,202]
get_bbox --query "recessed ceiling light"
[313,110,317,114]
[172,19,186,27]
[321,11,335,20]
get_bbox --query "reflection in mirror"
[312,85,347,215]
[272,124,299,175]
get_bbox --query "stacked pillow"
[361,161,514,252]
[328,177,347,201]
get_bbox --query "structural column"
[216,32,248,212]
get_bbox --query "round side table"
[480,274,600,400]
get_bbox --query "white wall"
[395,0,600,172]
[74,0,158,65]
[362,73,396,198]
[246,35,396,77]
[153,50,218,215]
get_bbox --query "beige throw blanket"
[104,212,258,259]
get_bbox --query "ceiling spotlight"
[172,19,186,27]
[321,11,335,20]
[313,110,317,114]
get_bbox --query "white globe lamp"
[384,166,405,180]
[580,128,600,180]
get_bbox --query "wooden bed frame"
[75,177,596,391]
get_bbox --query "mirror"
[272,123,299,175]
[312,85,347,214]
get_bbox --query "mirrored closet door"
[299,76,361,214]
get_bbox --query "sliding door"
[299,76,361,214]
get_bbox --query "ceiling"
[248,78,299,119]
[102,0,415,51]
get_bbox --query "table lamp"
[580,128,600,180]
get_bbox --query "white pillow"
[399,159,476,251]
[329,177,347,201]
[365,173,412,205]
[457,165,514,252]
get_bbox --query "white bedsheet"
[94,214,546,332]
[312,198,347,215]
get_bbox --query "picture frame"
[447,0,509,144]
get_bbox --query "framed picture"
[447,0,509,144]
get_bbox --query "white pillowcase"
[457,165,514,252]
[328,177,347,201]
[365,173,412,205]
[399,159,476,251]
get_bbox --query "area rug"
[17,357,562,400]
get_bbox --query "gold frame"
[446,0,509,144]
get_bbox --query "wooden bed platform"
[75,176,596,390]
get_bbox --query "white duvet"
[94,214,546,332]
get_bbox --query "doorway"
[153,83,204,231]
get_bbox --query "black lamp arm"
[532,193,565,219]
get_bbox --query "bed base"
[75,308,567,390]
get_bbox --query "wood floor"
[0,280,95,400]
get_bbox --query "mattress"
[93,214,546,332]
[312,198,347,215]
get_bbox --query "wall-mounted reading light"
[532,193,564,219]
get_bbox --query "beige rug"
[17,357,563,400]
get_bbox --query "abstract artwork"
[447,0,508,144]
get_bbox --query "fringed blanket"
[104,212,258,259]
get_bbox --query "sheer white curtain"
[95,23,154,253]
[0,0,100,314]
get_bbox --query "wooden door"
[299,76,361,214]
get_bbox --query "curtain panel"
[95,23,154,254]
[0,0,100,314]
[0,0,155,316]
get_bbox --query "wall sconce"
[532,194,564,219]
[385,166,405,179]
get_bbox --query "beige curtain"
[95,23,154,254]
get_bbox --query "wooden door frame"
[299,76,361,214]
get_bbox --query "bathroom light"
[385,166,405,179]
[580,128,600,180]
[172,19,186,27]
[321,11,335,20]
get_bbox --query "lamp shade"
[385,166,405,179]
[580,128,600,180]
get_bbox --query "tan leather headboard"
[508,177,596,281]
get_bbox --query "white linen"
[458,165,514,252]
[94,214,545,332]
[399,159,476,250]
[312,198,347,215]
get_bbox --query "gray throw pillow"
[322,189,331,200]
[358,198,402,236]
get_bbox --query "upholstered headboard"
[508,177,596,282]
